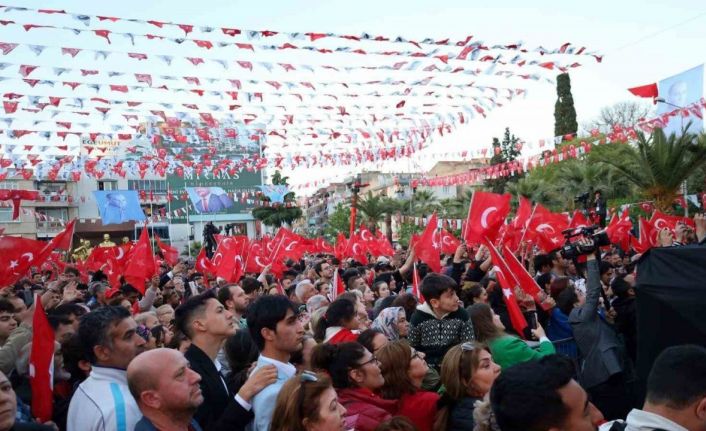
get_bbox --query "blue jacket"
[134,416,203,431]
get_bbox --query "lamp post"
[348,174,368,237]
[656,97,689,217]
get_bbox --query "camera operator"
[203,221,221,259]
[594,190,607,227]
[566,236,634,421]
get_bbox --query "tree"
[584,101,653,133]
[407,190,439,217]
[251,170,303,228]
[554,73,578,138]
[322,203,351,240]
[353,192,387,231]
[484,127,522,193]
[593,127,706,211]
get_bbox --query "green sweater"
[488,335,556,370]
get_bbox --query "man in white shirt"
[67,306,147,431]
[247,295,305,431]
[601,345,706,431]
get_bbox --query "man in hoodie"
[408,273,474,370]
[600,344,706,431]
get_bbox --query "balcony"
[36,220,69,235]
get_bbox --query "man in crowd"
[67,306,147,431]
[216,284,250,329]
[601,345,706,431]
[491,354,605,431]
[128,348,205,431]
[293,279,317,306]
[0,300,16,347]
[313,260,334,289]
[247,295,305,431]
[175,290,277,430]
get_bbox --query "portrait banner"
[93,190,146,225]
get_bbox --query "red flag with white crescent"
[195,248,216,275]
[29,294,54,422]
[484,240,528,337]
[464,191,511,244]
[411,263,425,304]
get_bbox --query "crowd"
[0,214,705,431]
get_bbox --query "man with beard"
[217,284,250,329]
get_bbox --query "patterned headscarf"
[371,306,404,341]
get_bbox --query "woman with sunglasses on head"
[311,342,397,431]
[376,341,439,431]
[434,342,501,431]
[270,371,348,431]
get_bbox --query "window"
[128,180,168,193]
[0,181,19,190]
[37,182,68,202]
[97,181,117,191]
[0,208,15,222]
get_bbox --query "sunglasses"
[357,356,380,368]
[461,342,476,352]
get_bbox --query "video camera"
[574,191,590,204]
[559,225,610,260]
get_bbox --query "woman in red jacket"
[376,341,440,431]
[312,342,398,431]
[314,298,360,344]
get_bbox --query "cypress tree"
[554,73,578,138]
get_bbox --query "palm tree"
[593,128,706,211]
[409,190,439,217]
[354,192,387,231]
[252,171,304,228]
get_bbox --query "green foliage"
[323,203,352,241]
[592,127,706,211]
[181,240,202,257]
[252,170,303,227]
[485,127,523,193]
[554,73,578,138]
[406,189,439,217]
[396,221,423,247]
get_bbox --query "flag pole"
[517,204,537,251]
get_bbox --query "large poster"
[160,122,263,222]
[93,190,146,225]
[658,64,704,136]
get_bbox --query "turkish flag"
[464,192,511,244]
[411,263,425,304]
[212,236,248,283]
[527,205,568,252]
[568,210,591,229]
[413,212,441,273]
[484,241,528,337]
[328,268,346,302]
[439,229,461,255]
[502,245,541,299]
[29,295,54,422]
[373,229,395,256]
[335,233,348,261]
[195,248,216,275]
[606,210,633,252]
[650,210,694,230]
[314,237,335,255]
[244,241,270,274]
[358,225,376,254]
[343,233,368,264]
[627,83,659,103]
[155,236,179,266]
[633,217,659,253]
[123,228,156,293]
[0,237,47,290]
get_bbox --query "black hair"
[313,260,327,276]
[48,314,74,331]
[50,303,87,319]
[533,254,552,272]
[246,295,298,350]
[556,287,579,316]
[611,275,633,300]
[310,342,367,389]
[357,328,383,354]
[342,268,362,288]
[0,299,14,314]
[536,273,552,290]
[599,260,614,276]
[78,306,131,364]
[121,284,140,296]
[61,333,90,387]
[313,298,356,342]
[174,289,217,339]
[420,273,457,303]
[92,270,108,283]
[225,330,262,394]
[240,277,262,295]
[217,284,236,307]
[490,355,576,431]
[64,267,80,277]
[646,344,706,409]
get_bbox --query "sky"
[3,0,706,193]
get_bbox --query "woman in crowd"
[434,342,501,431]
[468,303,555,369]
[372,277,393,306]
[290,335,318,373]
[358,329,389,355]
[371,306,409,341]
[376,341,439,431]
[223,330,260,394]
[270,371,347,431]
[314,298,360,344]
[312,342,397,431]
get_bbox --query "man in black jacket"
[175,290,276,431]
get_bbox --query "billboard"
[658,65,704,136]
[93,190,146,225]
[160,122,263,223]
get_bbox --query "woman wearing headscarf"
[371,306,409,342]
